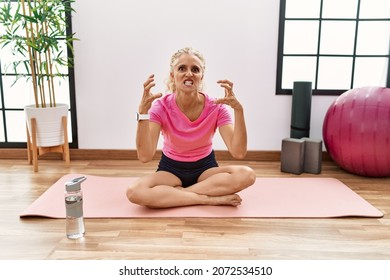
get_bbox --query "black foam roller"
[290,81,312,139]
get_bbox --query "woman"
[127,47,256,208]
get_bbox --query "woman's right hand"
[138,74,162,114]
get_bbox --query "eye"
[192,66,200,73]
[178,65,186,72]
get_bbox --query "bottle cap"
[65,176,87,192]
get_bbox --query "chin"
[179,87,197,93]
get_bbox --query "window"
[0,0,78,148]
[276,0,390,95]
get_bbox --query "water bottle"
[65,176,87,239]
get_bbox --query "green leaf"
[19,14,38,23]
[23,60,30,74]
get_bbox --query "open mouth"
[184,80,193,86]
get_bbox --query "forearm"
[230,108,248,159]
[135,74,162,163]
[136,120,156,162]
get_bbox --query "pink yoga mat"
[20,174,383,218]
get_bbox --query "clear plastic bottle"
[65,176,87,239]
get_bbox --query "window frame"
[276,0,390,96]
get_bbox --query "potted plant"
[0,0,77,171]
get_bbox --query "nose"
[185,70,193,76]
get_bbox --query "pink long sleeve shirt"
[149,93,232,162]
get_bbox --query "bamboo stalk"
[20,0,39,108]
[36,0,50,107]
[43,16,56,107]
[44,51,53,107]
[30,0,46,107]
[48,48,56,107]
[37,51,46,107]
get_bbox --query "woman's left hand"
[215,80,243,111]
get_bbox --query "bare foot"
[174,186,242,207]
[209,194,242,207]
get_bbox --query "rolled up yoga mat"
[290,81,312,139]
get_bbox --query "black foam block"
[290,81,312,139]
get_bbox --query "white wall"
[72,0,337,150]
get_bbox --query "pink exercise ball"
[323,86,390,177]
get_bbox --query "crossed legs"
[126,165,256,208]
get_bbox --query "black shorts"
[157,151,219,187]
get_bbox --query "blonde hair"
[166,47,206,92]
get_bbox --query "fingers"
[143,74,155,87]
[139,74,162,113]
[215,79,242,110]
[143,74,156,96]
[217,79,233,88]
[143,74,162,98]
[151,92,163,100]
[217,79,234,97]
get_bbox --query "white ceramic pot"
[24,103,69,147]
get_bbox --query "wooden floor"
[0,157,389,260]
